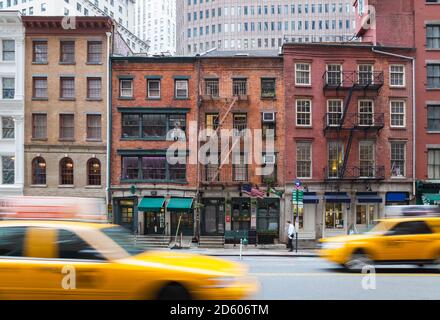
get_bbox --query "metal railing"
[325,165,385,180]
[324,112,385,129]
[322,71,384,89]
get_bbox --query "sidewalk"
[167,246,319,257]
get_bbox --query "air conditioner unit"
[262,112,276,122]
[264,154,276,164]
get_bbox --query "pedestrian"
[286,220,295,252]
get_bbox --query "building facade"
[0,11,25,196]
[0,0,148,53]
[355,0,440,205]
[22,16,122,210]
[134,0,176,55]
[176,0,357,55]
[283,43,415,240]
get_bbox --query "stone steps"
[198,236,225,248]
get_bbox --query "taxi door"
[380,221,433,261]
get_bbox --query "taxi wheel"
[344,251,373,272]
[156,283,192,300]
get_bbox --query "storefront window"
[356,204,375,225]
[232,198,251,231]
[325,203,344,229]
[257,199,280,232]
[292,204,304,229]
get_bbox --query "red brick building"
[283,43,414,239]
[355,0,440,204]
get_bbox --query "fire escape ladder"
[339,85,355,129]
[340,128,355,179]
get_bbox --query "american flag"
[242,184,265,199]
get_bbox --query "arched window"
[87,158,101,186]
[60,157,74,185]
[32,157,46,185]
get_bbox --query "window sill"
[146,97,161,100]
[58,138,75,142]
[59,62,76,65]
[426,48,440,51]
[59,98,76,101]
[86,139,103,142]
[85,185,102,189]
[58,185,75,188]
[30,184,47,188]
[390,126,407,130]
[120,137,168,141]
[86,62,103,65]
[389,86,406,89]
[119,97,135,100]
[261,96,277,100]
[31,138,48,141]
[296,125,313,129]
[32,62,48,65]
[390,176,407,179]
[0,60,15,64]
[427,131,440,134]
[174,97,190,100]
[32,98,49,101]
[86,98,103,101]
[426,88,440,91]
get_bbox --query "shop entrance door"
[171,212,194,236]
[144,212,164,234]
[118,199,135,231]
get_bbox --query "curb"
[204,254,319,258]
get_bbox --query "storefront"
[201,198,225,235]
[169,197,194,236]
[421,193,440,205]
[416,181,440,205]
[385,192,410,205]
[231,198,251,232]
[323,192,350,237]
[354,192,382,233]
[256,198,280,244]
[137,197,166,235]
[113,197,137,232]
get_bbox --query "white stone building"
[0,0,149,53]
[177,0,357,55]
[0,11,24,196]
[134,0,176,55]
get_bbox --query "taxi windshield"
[101,226,146,256]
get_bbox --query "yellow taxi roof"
[0,220,118,230]
[376,216,440,223]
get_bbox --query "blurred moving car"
[0,220,258,300]
[319,215,440,271]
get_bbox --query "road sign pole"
[295,189,298,253]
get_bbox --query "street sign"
[292,190,304,203]
[295,179,302,189]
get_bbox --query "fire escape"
[199,78,250,186]
[322,70,385,182]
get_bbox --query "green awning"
[422,194,440,205]
[138,197,165,212]
[167,198,194,212]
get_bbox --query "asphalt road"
[223,256,440,300]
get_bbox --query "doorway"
[117,199,135,231]
[144,211,165,235]
[201,198,225,235]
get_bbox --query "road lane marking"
[250,272,440,277]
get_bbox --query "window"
[295,63,311,85]
[0,227,26,257]
[60,77,75,99]
[232,78,247,96]
[356,205,375,225]
[86,114,101,140]
[206,113,219,136]
[32,157,46,185]
[328,141,344,178]
[297,142,312,178]
[175,80,188,98]
[325,203,344,229]
[427,25,440,49]
[205,79,219,97]
[390,65,405,87]
[358,100,374,126]
[121,113,186,140]
[1,156,14,184]
[296,99,312,126]
[428,105,440,131]
[121,156,186,182]
[326,64,342,85]
[428,149,440,180]
[2,78,14,99]
[327,100,343,126]
[2,40,15,61]
[391,142,406,177]
[32,77,47,99]
[87,41,102,63]
[147,79,161,98]
[119,79,133,98]
[57,229,105,260]
[233,154,248,181]
[33,41,47,63]
[427,64,440,89]
[261,78,276,98]
[59,114,74,140]
[262,113,276,139]
[388,221,432,236]
[390,100,406,127]
[87,158,101,186]
[359,141,375,177]
[60,41,75,63]
[32,114,47,139]
[358,64,373,85]
[1,117,14,139]
[60,157,74,185]
[87,78,101,99]
[233,113,247,135]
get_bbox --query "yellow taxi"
[319,217,440,271]
[0,220,258,300]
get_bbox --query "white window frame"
[327,99,343,126]
[326,64,342,86]
[1,76,15,100]
[390,141,406,178]
[296,142,312,179]
[389,64,406,87]
[358,64,374,85]
[1,39,15,62]
[119,79,133,98]
[295,63,311,86]
[390,100,406,128]
[359,141,375,178]
[358,99,374,126]
[147,79,161,99]
[175,80,189,99]
[296,99,312,127]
